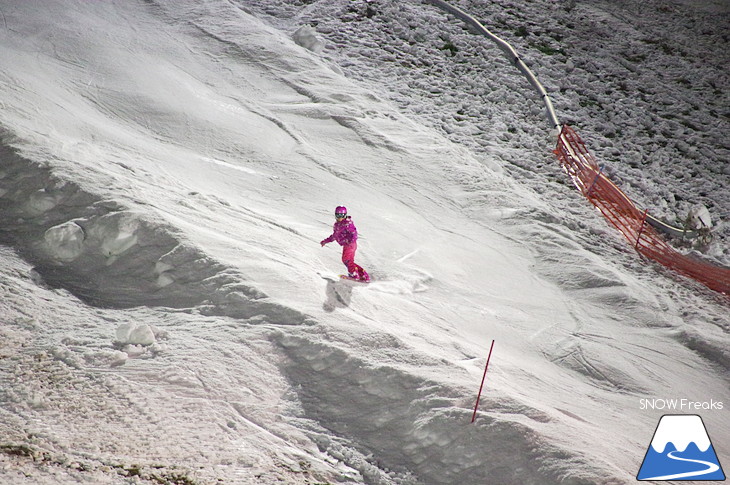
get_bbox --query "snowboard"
[339,274,370,284]
[320,273,370,284]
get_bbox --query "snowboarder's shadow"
[323,279,353,312]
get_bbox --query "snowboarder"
[320,206,370,282]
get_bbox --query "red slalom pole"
[471,339,495,423]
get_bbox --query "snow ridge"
[0,136,309,325]
[276,332,601,485]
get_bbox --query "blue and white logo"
[637,415,725,481]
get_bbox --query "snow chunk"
[687,204,712,229]
[292,25,324,53]
[116,322,156,346]
[84,349,128,368]
[26,189,59,215]
[43,221,85,262]
[156,272,175,288]
[154,260,175,288]
[86,212,140,260]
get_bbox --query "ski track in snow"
[0,0,728,484]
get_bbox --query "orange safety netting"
[554,125,730,295]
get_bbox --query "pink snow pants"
[342,242,366,278]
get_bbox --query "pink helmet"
[335,206,347,216]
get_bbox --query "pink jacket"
[322,216,358,246]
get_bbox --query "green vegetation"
[440,41,458,56]
[536,44,565,56]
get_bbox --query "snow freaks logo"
[639,398,724,411]
[637,415,726,481]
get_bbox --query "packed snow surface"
[0,0,728,484]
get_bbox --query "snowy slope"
[0,0,727,484]
[250,0,730,263]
